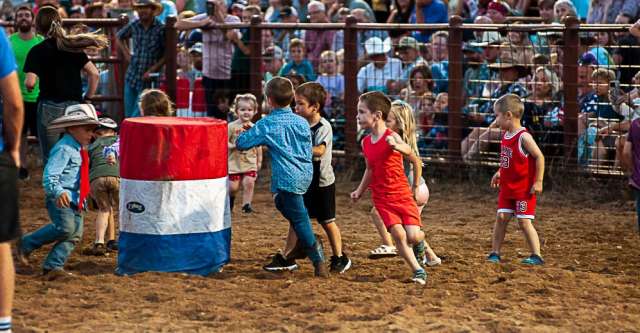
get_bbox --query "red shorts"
[373,194,422,230]
[497,192,536,220]
[229,171,257,182]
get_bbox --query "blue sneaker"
[521,254,544,265]
[411,268,427,285]
[487,252,501,263]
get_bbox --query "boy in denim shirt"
[236,77,328,277]
[15,104,100,279]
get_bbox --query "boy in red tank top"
[488,94,545,265]
[351,92,428,285]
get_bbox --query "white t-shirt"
[357,57,403,94]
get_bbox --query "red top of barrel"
[120,117,228,181]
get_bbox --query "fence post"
[343,16,358,160]
[116,14,129,122]
[562,16,580,162]
[249,15,263,111]
[447,15,464,159]
[165,16,178,102]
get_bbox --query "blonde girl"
[139,89,174,117]
[316,50,345,117]
[369,100,442,266]
[228,94,262,213]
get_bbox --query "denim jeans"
[124,83,143,118]
[20,198,84,271]
[274,191,324,264]
[36,100,78,165]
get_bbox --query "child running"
[15,104,100,279]
[85,117,120,256]
[488,94,545,265]
[369,100,442,267]
[228,93,262,213]
[350,91,427,285]
[236,77,328,277]
[264,82,351,274]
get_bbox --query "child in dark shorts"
[263,82,352,274]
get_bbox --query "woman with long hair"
[24,5,108,163]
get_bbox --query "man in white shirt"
[357,37,402,95]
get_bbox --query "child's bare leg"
[229,180,241,208]
[388,225,421,271]
[95,210,109,244]
[241,175,256,206]
[491,212,511,254]
[415,185,438,261]
[321,221,342,257]
[370,207,394,247]
[283,225,298,257]
[404,225,425,246]
[107,207,115,241]
[594,141,607,166]
[518,218,541,256]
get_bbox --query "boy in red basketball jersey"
[488,94,545,265]
[351,91,427,285]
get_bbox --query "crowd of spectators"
[5,0,640,167]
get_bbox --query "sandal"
[369,245,397,259]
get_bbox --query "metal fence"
[161,16,638,176]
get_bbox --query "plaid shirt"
[117,18,165,90]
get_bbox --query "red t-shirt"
[499,128,536,199]
[362,129,412,200]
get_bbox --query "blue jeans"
[36,100,78,165]
[274,191,324,264]
[20,198,84,271]
[124,83,142,118]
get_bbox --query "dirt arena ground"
[12,166,640,332]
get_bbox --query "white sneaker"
[425,256,442,267]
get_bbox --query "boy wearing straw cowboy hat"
[116,0,166,118]
[15,104,100,280]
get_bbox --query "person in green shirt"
[10,5,43,137]
[9,4,44,179]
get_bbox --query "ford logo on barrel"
[126,202,145,213]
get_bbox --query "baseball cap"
[578,52,598,66]
[397,36,420,50]
[462,42,483,53]
[279,6,298,17]
[263,45,284,60]
[189,42,203,54]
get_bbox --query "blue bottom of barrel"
[115,228,231,276]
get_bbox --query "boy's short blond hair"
[265,76,295,107]
[591,68,616,82]
[290,38,305,51]
[494,93,524,119]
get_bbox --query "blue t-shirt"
[409,0,448,43]
[0,29,18,153]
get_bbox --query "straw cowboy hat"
[488,53,525,70]
[364,37,391,56]
[48,104,100,131]
[132,0,163,16]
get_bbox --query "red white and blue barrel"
[115,117,230,276]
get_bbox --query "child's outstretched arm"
[521,132,545,194]
[351,155,372,203]
[236,121,266,151]
[386,132,422,194]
